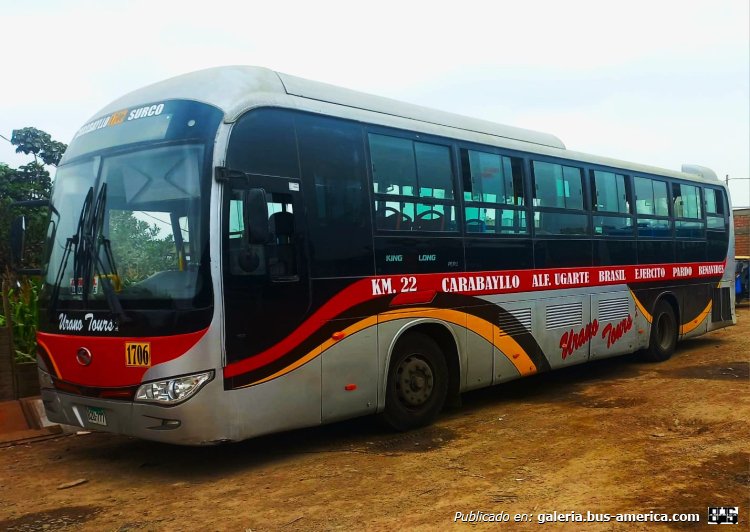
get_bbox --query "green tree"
[0,127,66,273]
[11,127,66,167]
[109,210,176,285]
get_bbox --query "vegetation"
[2,127,181,365]
[109,210,177,285]
[0,127,61,274]
[1,127,64,363]
[0,277,39,363]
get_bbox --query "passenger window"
[369,133,456,232]
[462,150,524,205]
[297,114,372,277]
[298,116,367,227]
[672,183,704,238]
[532,161,583,210]
[593,215,633,236]
[465,206,527,234]
[461,149,527,235]
[634,177,671,237]
[415,143,453,199]
[705,188,720,215]
[370,134,417,196]
[533,211,588,236]
[635,177,669,217]
[634,177,670,216]
[373,200,457,232]
[705,188,726,231]
[592,171,629,213]
[672,183,702,219]
[530,160,586,236]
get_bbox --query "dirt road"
[1,307,748,531]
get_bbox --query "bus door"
[222,174,311,365]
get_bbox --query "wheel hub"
[396,355,434,407]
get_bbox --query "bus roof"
[92,66,721,185]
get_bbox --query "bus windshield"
[41,99,222,320]
[45,143,208,307]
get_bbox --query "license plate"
[86,406,107,426]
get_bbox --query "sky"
[1,0,748,206]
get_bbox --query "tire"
[642,300,678,362]
[382,332,449,431]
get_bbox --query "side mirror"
[243,188,269,244]
[10,216,26,267]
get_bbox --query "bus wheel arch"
[643,294,680,362]
[381,321,460,431]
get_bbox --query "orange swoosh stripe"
[681,301,712,335]
[630,290,653,323]
[36,337,62,379]
[238,308,536,388]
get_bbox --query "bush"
[0,276,39,364]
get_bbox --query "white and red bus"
[32,67,735,444]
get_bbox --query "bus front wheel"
[643,300,678,362]
[382,333,448,431]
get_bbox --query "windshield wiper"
[49,185,126,322]
[49,187,93,314]
[89,184,127,321]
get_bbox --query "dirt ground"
[1,307,748,531]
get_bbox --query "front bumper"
[41,378,232,445]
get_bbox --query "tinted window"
[705,188,719,214]
[592,171,629,213]
[370,133,456,233]
[634,177,669,216]
[593,215,633,236]
[369,134,454,198]
[225,189,296,278]
[297,114,373,276]
[637,217,671,237]
[370,134,416,196]
[673,183,702,219]
[415,143,453,198]
[534,212,588,236]
[705,188,726,231]
[465,206,527,234]
[227,109,299,178]
[462,150,524,205]
[374,200,457,232]
[532,161,583,210]
[298,115,367,227]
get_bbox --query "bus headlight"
[135,371,214,405]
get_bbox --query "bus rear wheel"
[382,333,448,431]
[643,300,678,362]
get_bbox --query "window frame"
[530,157,590,238]
[671,180,706,239]
[633,175,673,239]
[588,168,635,238]
[458,144,529,237]
[704,186,728,232]
[366,126,459,234]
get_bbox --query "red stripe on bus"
[37,328,208,388]
[223,260,726,379]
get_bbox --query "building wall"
[735,208,750,257]
[0,327,15,400]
